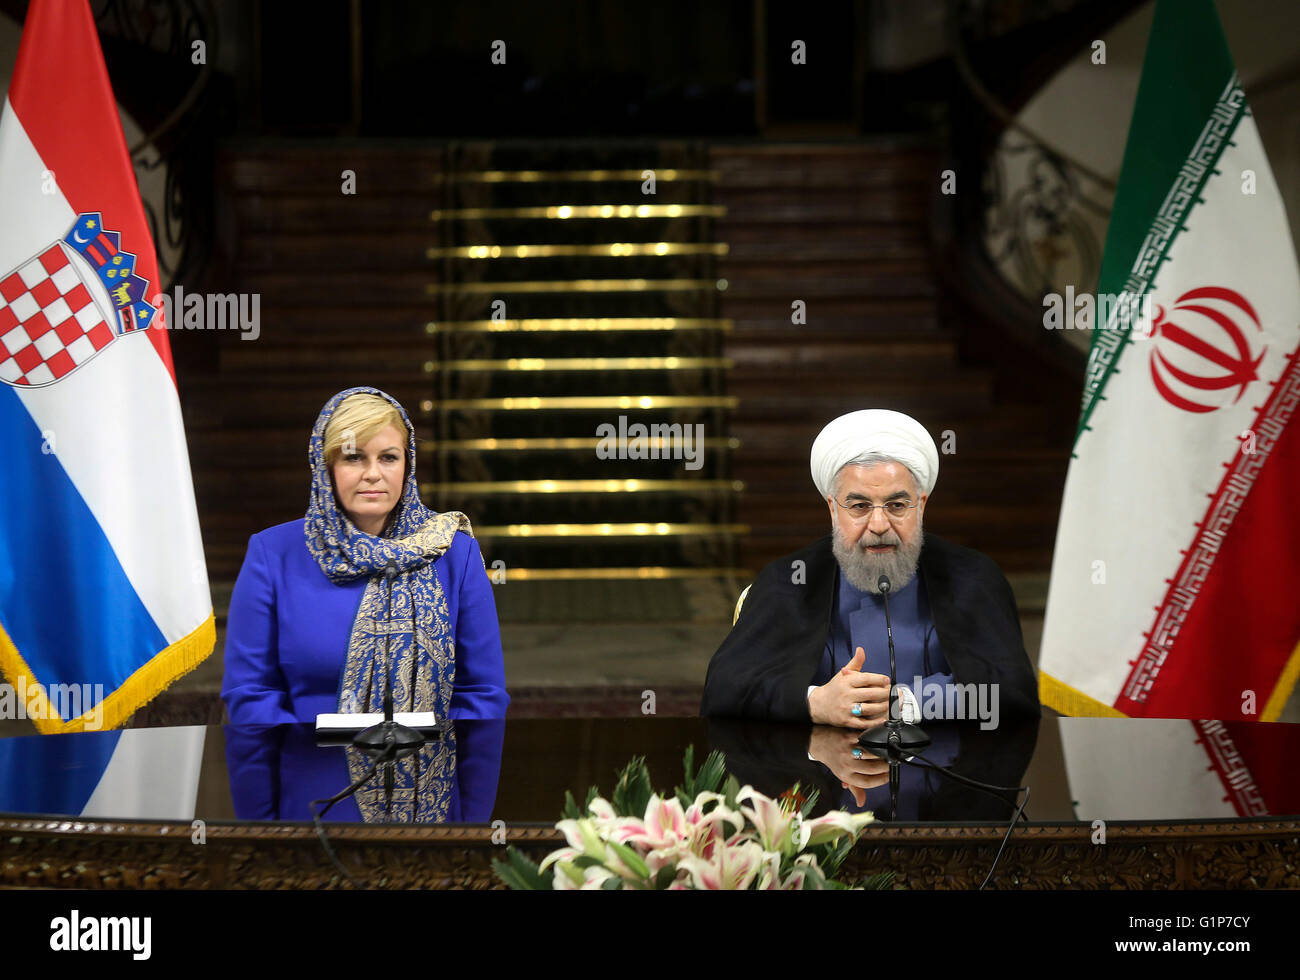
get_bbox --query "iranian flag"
[1039,0,1300,721]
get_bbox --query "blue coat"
[220,519,509,725]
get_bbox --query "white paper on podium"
[314,712,440,733]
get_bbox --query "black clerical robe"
[701,534,1041,721]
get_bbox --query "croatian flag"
[0,726,207,821]
[0,0,214,732]
[1039,0,1300,720]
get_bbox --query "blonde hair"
[323,394,405,468]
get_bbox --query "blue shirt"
[814,567,954,699]
[221,519,509,726]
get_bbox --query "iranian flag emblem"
[1147,286,1266,414]
[1040,0,1300,721]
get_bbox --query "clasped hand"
[807,725,889,807]
[807,646,891,729]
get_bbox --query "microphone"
[381,562,398,723]
[352,560,426,768]
[858,572,931,754]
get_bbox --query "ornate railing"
[937,0,1145,367]
[92,0,218,287]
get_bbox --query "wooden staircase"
[181,139,1075,634]
[182,147,447,591]
[185,142,746,625]
[710,141,1074,575]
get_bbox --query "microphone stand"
[352,563,425,786]
[857,573,930,753]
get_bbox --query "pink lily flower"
[799,809,876,848]
[677,840,768,890]
[550,858,619,890]
[586,797,648,846]
[736,785,802,856]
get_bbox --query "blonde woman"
[221,387,508,726]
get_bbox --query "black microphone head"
[383,561,399,580]
[877,574,891,595]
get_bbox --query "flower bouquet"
[492,746,891,890]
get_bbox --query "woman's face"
[331,424,406,535]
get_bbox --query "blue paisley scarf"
[305,387,476,716]
[305,387,470,823]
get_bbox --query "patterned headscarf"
[304,386,472,725]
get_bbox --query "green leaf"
[653,865,678,890]
[490,858,529,890]
[722,774,741,811]
[611,755,653,817]
[800,862,828,891]
[562,785,602,820]
[558,859,586,887]
[817,835,855,879]
[676,744,702,807]
[561,790,582,821]
[607,839,651,880]
[676,744,728,798]
[601,876,624,890]
[491,847,550,890]
[856,871,897,890]
[694,749,728,796]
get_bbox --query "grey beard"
[832,523,924,595]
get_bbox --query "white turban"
[810,409,939,499]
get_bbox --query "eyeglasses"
[834,498,919,522]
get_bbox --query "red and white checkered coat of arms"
[0,212,158,388]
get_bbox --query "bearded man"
[701,409,1040,727]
